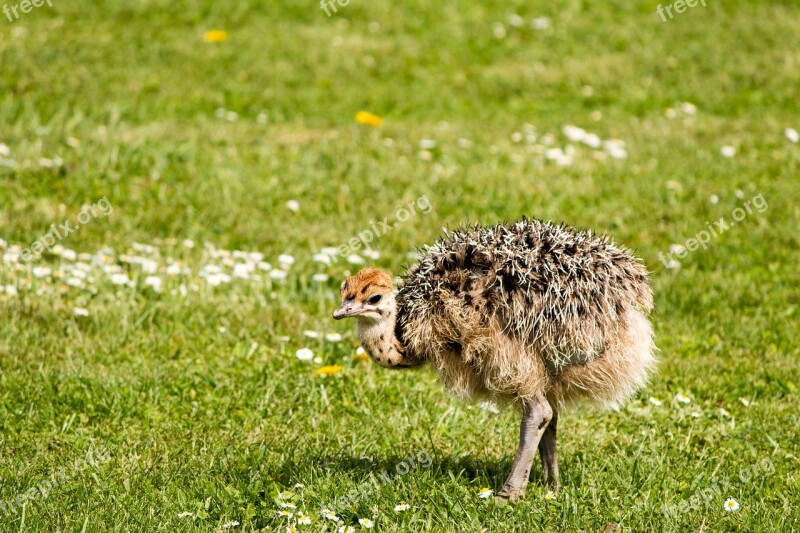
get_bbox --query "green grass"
[1,0,799,531]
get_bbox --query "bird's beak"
[333,301,362,320]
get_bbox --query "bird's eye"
[367,294,382,305]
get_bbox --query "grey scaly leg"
[538,411,559,490]
[496,393,553,501]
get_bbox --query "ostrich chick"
[333,219,656,500]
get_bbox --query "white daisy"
[0,143,9,156]
[286,200,301,212]
[325,333,342,342]
[709,194,719,204]
[144,276,162,292]
[720,408,731,417]
[296,348,314,361]
[337,527,355,533]
[313,253,332,265]
[294,483,305,489]
[720,146,736,158]
[303,330,319,338]
[394,503,410,512]
[649,396,663,406]
[477,487,493,499]
[278,254,295,266]
[182,239,195,249]
[674,393,691,404]
[531,17,551,30]
[279,502,297,509]
[724,498,740,512]
[296,514,311,525]
[270,269,288,280]
[362,249,380,260]
[738,397,751,407]
[419,139,437,150]
[347,254,365,265]
[177,512,194,518]
[222,520,240,528]
[312,273,329,283]
[32,266,52,278]
[66,277,83,287]
[321,509,339,521]
[358,518,374,528]
[109,273,130,286]
[785,128,799,143]
[73,307,90,317]
[544,491,556,501]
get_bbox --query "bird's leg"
[538,410,559,491]
[496,393,553,501]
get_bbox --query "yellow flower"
[316,365,343,376]
[355,111,384,127]
[203,30,229,43]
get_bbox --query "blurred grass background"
[1,0,799,531]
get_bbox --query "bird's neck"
[356,300,420,368]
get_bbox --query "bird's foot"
[495,484,526,502]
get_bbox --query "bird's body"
[334,218,656,500]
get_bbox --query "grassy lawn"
[1,0,799,531]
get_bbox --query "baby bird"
[333,219,656,500]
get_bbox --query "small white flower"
[709,194,719,204]
[664,259,681,270]
[347,254,365,265]
[297,514,311,525]
[296,348,314,361]
[144,276,162,292]
[477,487,493,499]
[691,412,702,418]
[394,503,410,512]
[337,527,355,533]
[531,17,551,30]
[738,397,751,407]
[33,266,52,278]
[544,491,556,501]
[313,253,332,265]
[257,261,272,272]
[785,128,799,143]
[270,269,288,280]
[674,393,691,404]
[325,333,342,342]
[507,14,524,27]
[286,200,301,212]
[66,277,83,287]
[303,330,319,338]
[720,145,736,158]
[182,239,195,249]
[0,143,9,156]
[720,408,731,417]
[222,520,240,528]
[312,273,329,283]
[680,102,697,116]
[419,139,437,150]
[321,509,339,521]
[649,396,663,406]
[62,249,77,261]
[724,498,740,512]
[562,125,587,143]
[4,285,17,296]
[362,249,380,260]
[73,307,90,317]
[109,273,130,286]
[583,133,602,148]
[669,244,686,254]
[177,512,194,518]
[294,483,305,489]
[232,263,251,279]
[358,518,374,528]
[278,254,295,266]
[279,502,297,509]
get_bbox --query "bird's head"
[333,268,395,323]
